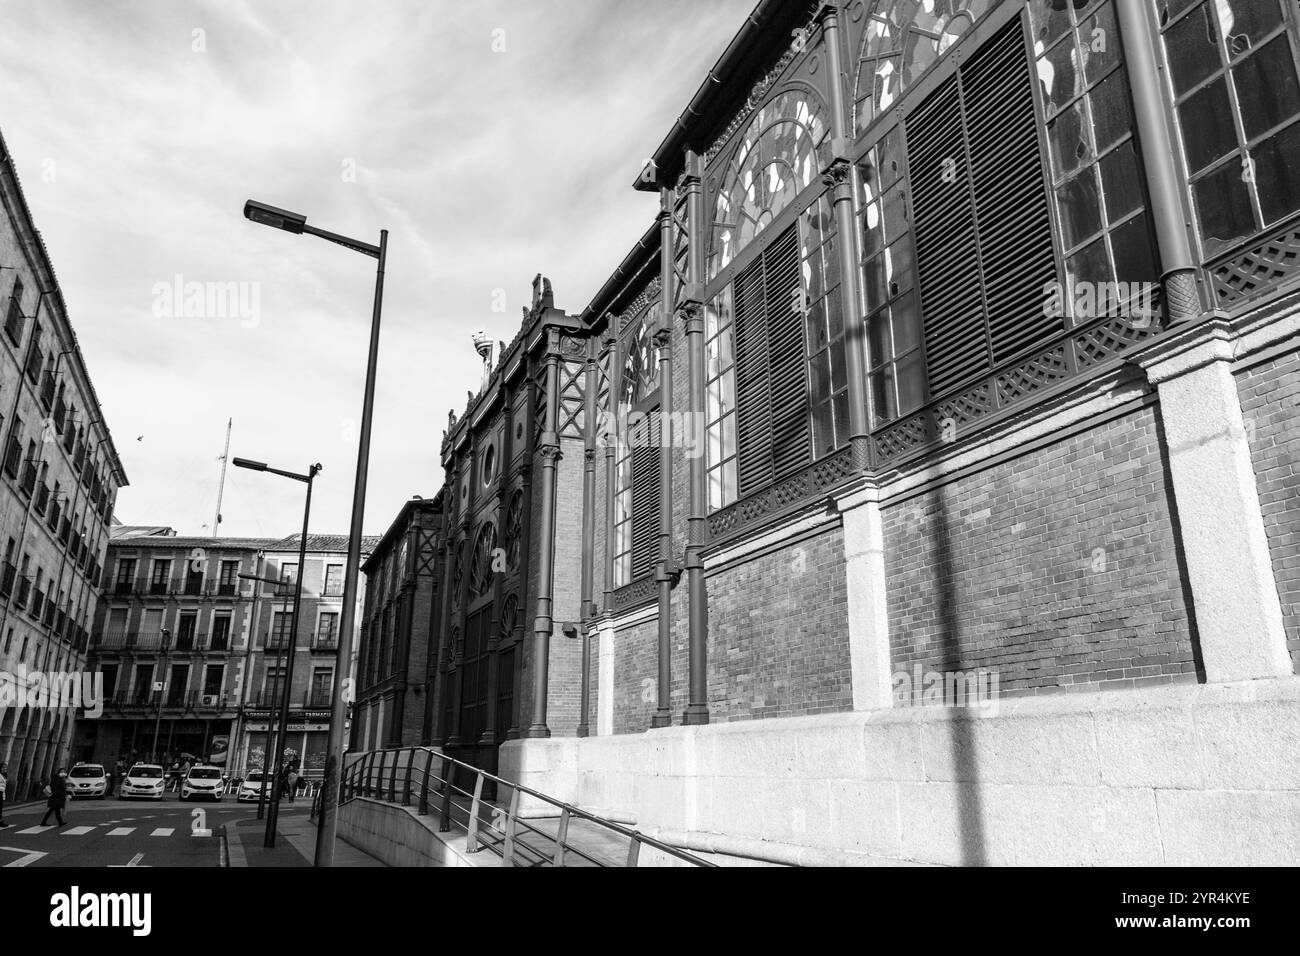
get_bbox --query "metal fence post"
[501,786,520,867]
[365,751,376,796]
[418,750,432,815]
[553,808,570,867]
[466,773,485,853]
[403,749,414,806]
[389,750,399,802]
[439,758,453,833]
[626,835,641,868]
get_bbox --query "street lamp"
[233,456,322,848]
[243,198,387,868]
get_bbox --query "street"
[0,793,305,868]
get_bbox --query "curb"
[224,818,250,868]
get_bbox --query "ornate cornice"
[705,9,822,166]
[822,157,853,190]
[617,277,663,333]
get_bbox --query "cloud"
[0,0,754,536]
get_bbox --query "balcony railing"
[0,562,14,597]
[305,689,333,708]
[313,634,339,651]
[19,462,36,496]
[183,576,204,596]
[34,482,49,515]
[113,579,133,595]
[149,579,169,595]
[16,576,31,607]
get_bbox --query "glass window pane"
[708,470,723,511]
[827,290,844,343]
[1089,69,1133,153]
[885,238,915,298]
[1057,167,1105,249]
[707,423,722,466]
[1193,159,1256,255]
[871,368,897,425]
[867,307,891,368]
[1028,0,1074,46]
[812,400,834,456]
[1156,0,1204,28]
[805,297,829,351]
[1039,35,1083,113]
[823,234,841,294]
[863,252,889,311]
[832,392,850,448]
[723,461,737,505]
[810,351,832,402]
[1099,140,1144,222]
[1233,36,1300,141]
[883,185,908,246]
[1110,212,1160,283]
[1066,235,1113,297]
[721,415,736,460]
[1178,78,1238,173]
[877,127,904,191]
[895,352,926,416]
[1216,0,1284,57]
[891,292,921,355]
[861,200,886,259]
[1081,2,1120,84]
[830,339,847,392]
[1047,99,1091,180]
[1252,119,1300,225]
[1165,2,1221,96]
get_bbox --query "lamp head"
[244,200,307,235]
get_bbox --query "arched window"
[620,302,663,407]
[853,0,997,136]
[709,90,832,280]
[468,523,497,599]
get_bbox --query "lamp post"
[151,628,171,764]
[243,200,387,867]
[232,456,321,848]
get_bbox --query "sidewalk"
[223,808,385,867]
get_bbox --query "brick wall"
[884,404,1200,696]
[612,617,658,733]
[1237,349,1300,671]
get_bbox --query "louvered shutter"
[908,17,1057,399]
[733,223,811,498]
[630,411,660,580]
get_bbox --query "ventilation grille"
[907,17,1057,399]
[733,223,811,497]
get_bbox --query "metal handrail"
[339,746,714,868]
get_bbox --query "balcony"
[149,579,169,595]
[183,576,204,596]
[185,690,235,711]
[16,576,31,608]
[19,461,35,496]
[42,598,55,628]
[97,630,170,652]
[313,635,339,651]
[39,371,54,408]
[113,580,134,595]
[34,482,49,515]
[0,562,14,597]
[216,582,238,597]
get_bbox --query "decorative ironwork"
[1210,221,1300,306]
[468,522,497,599]
[558,359,586,439]
[503,490,523,571]
[994,348,1069,406]
[705,5,824,164]
[500,593,519,640]
[617,277,663,335]
[612,575,657,612]
[706,446,854,539]
[1073,314,1158,370]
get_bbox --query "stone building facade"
[353,495,443,751]
[0,128,127,798]
[382,0,1300,864]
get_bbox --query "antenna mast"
[213,418,232,537]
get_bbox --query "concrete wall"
[337,796,487,868]
[502,677,1300,866]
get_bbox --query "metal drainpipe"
[820,5,874,472]
[1115,0,1201,322]
[652,197,677,729]
[681,150,710,726]
[525,329,563,738]
[577,336,598,737]
[602,320,620,617]
[482,375,513,748]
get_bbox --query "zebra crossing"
[14,824,186,837]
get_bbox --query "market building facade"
[359,0,1300,864]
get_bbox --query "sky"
[0,0,755,539]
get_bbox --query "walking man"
[0,761,9,827]
[286,767,299,803]
[40,768,68,827]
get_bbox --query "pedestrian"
[286,767,299,803]
[40,768,68,827]
[113,759,125,797]
[0,761,8,827]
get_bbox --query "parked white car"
[181,765,225,801]
[66,763,107,799]
[119,763,165,800]
[236,770,267,803]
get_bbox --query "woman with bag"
[40,768,68,827]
